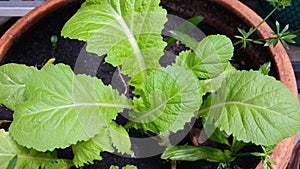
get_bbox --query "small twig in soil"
[171,160,177,169]
[117,66,128,95]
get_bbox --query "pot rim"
[0,0,78,60]
[0,0,297,169]
[213,1,297,168]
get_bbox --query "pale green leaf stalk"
[201,63,236,93]
[161,145,234,162]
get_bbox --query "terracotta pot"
[161,0,297,169]
[0,0,80,60]
[0,0,297,169]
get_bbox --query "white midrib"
[21,102,134,118]
[37,102,133,112]
[0,84,25,87]
[132,82,194,122]
[197,101,282,116]
[109,4,147,80]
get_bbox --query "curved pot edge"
[218,1,297,169]
[0,0,78,60]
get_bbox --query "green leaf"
[72,126,114,167]
[110,166,119,169]
[72,121,132,167]
[161,145,234,163]
[122,165,138,169]
[174,35,234,79]
[130,66,202,133]
[9,64,132,151]
[201,71,300,146]
[231,138,248,154]
[208,127,230,146]
[259,62,271,76]
[0,129,71,169]
[0,64,37,110]
[166,16,204,47]
[267,0,291,8]
[109,122,132,155]
[169,31,198,51]
[61,0,167,86]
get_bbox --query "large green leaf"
[130,66,203,133]
[174,34,234,79]
[72,122,132,167]
[72,126,113,167]
[0,64,36,110]
[161,145,234,162]
[200,71,300,145]
[0,129,71,169]
[9,64,132,151]
[61,0,167,86]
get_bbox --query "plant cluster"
[0,0,299,169]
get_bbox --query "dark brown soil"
[0,0,273,169]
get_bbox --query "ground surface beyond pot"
[0,0,298,169]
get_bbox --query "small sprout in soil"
[50,35,58,47]
[50,35,58,57]
[259,62,271,75]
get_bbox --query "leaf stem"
[171,160,177,169]
[247,6,279,37]
[0,120,12,125]
[234,152,264,157]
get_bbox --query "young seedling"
[50,35,57,57]
[234,0,299,50]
